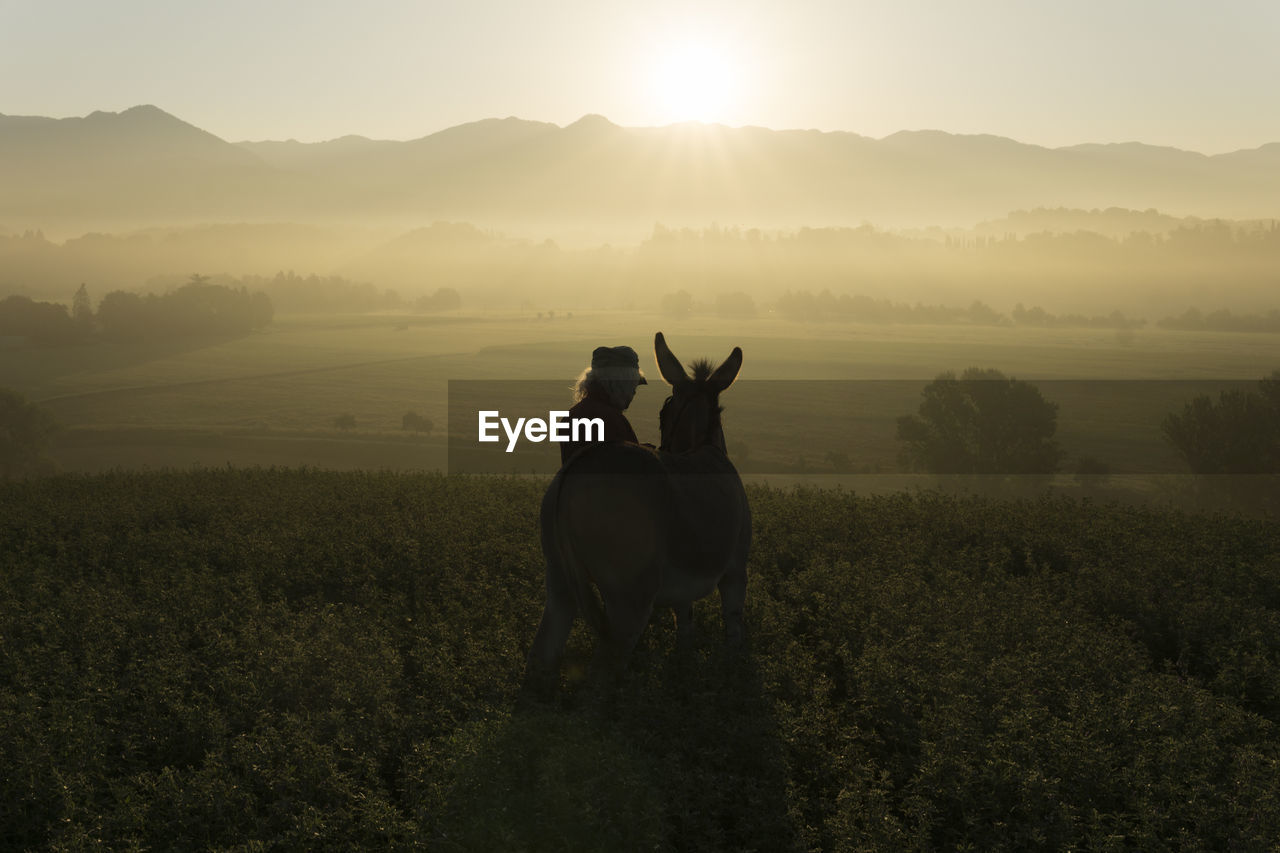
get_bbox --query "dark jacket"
[559,387,639,464]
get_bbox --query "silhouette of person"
[559,345,647,465]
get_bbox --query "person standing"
[559,345,647,465]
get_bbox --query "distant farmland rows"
[4,313,1276,491]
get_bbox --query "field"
[4,312,1279,492]
[3,469,1279,850]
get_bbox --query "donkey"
[526,332,750,683]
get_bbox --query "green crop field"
[2,469,1279,850]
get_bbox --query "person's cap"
[591,345,647,384]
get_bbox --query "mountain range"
[3,105,1278,234]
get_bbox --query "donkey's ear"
[654,332,689,386]
[707,346,743,393]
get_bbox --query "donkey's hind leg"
[593,581,656,680]
[718,561,748,648]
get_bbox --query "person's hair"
[573,368,639,409]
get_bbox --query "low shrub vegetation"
[2,470,1278,850]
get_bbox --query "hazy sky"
[3,0,1278,153]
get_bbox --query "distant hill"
[0,106,329,227]
[3,106,1279,232]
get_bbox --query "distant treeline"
[0,292,92,344]
[770,290,1147,329]
[773,290,1011,326]
[1157,307,1280,334]
[98,280,273,339]
[237,272,399,313]
[968,207,1204,239]
[766,288,1280,332]
[5,213,1280,317]
[3,215,1279,324]
[0,272,464,346]
[1010,304,1144,329]
[212,272,461,315]
[629,220,1280,319]
[0,279,273,343]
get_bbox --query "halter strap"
[659,390,723,453]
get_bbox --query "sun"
[646,40,741,124]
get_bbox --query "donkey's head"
[654,332,743,454]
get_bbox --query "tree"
[661,290,693,316]
[1161,371,1280,510]
[896,368,1062,477]
[96,291,149,340]
[825,450,853,473]
[1162,388,1277,475]
[0,388,58,477]
[402,411,433,434]
[95,284,273,339]
[0,295,77,344]
[72,284,94,334]
[333,414,357,431]
[250,291,274,328]
[416,287,461,312]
